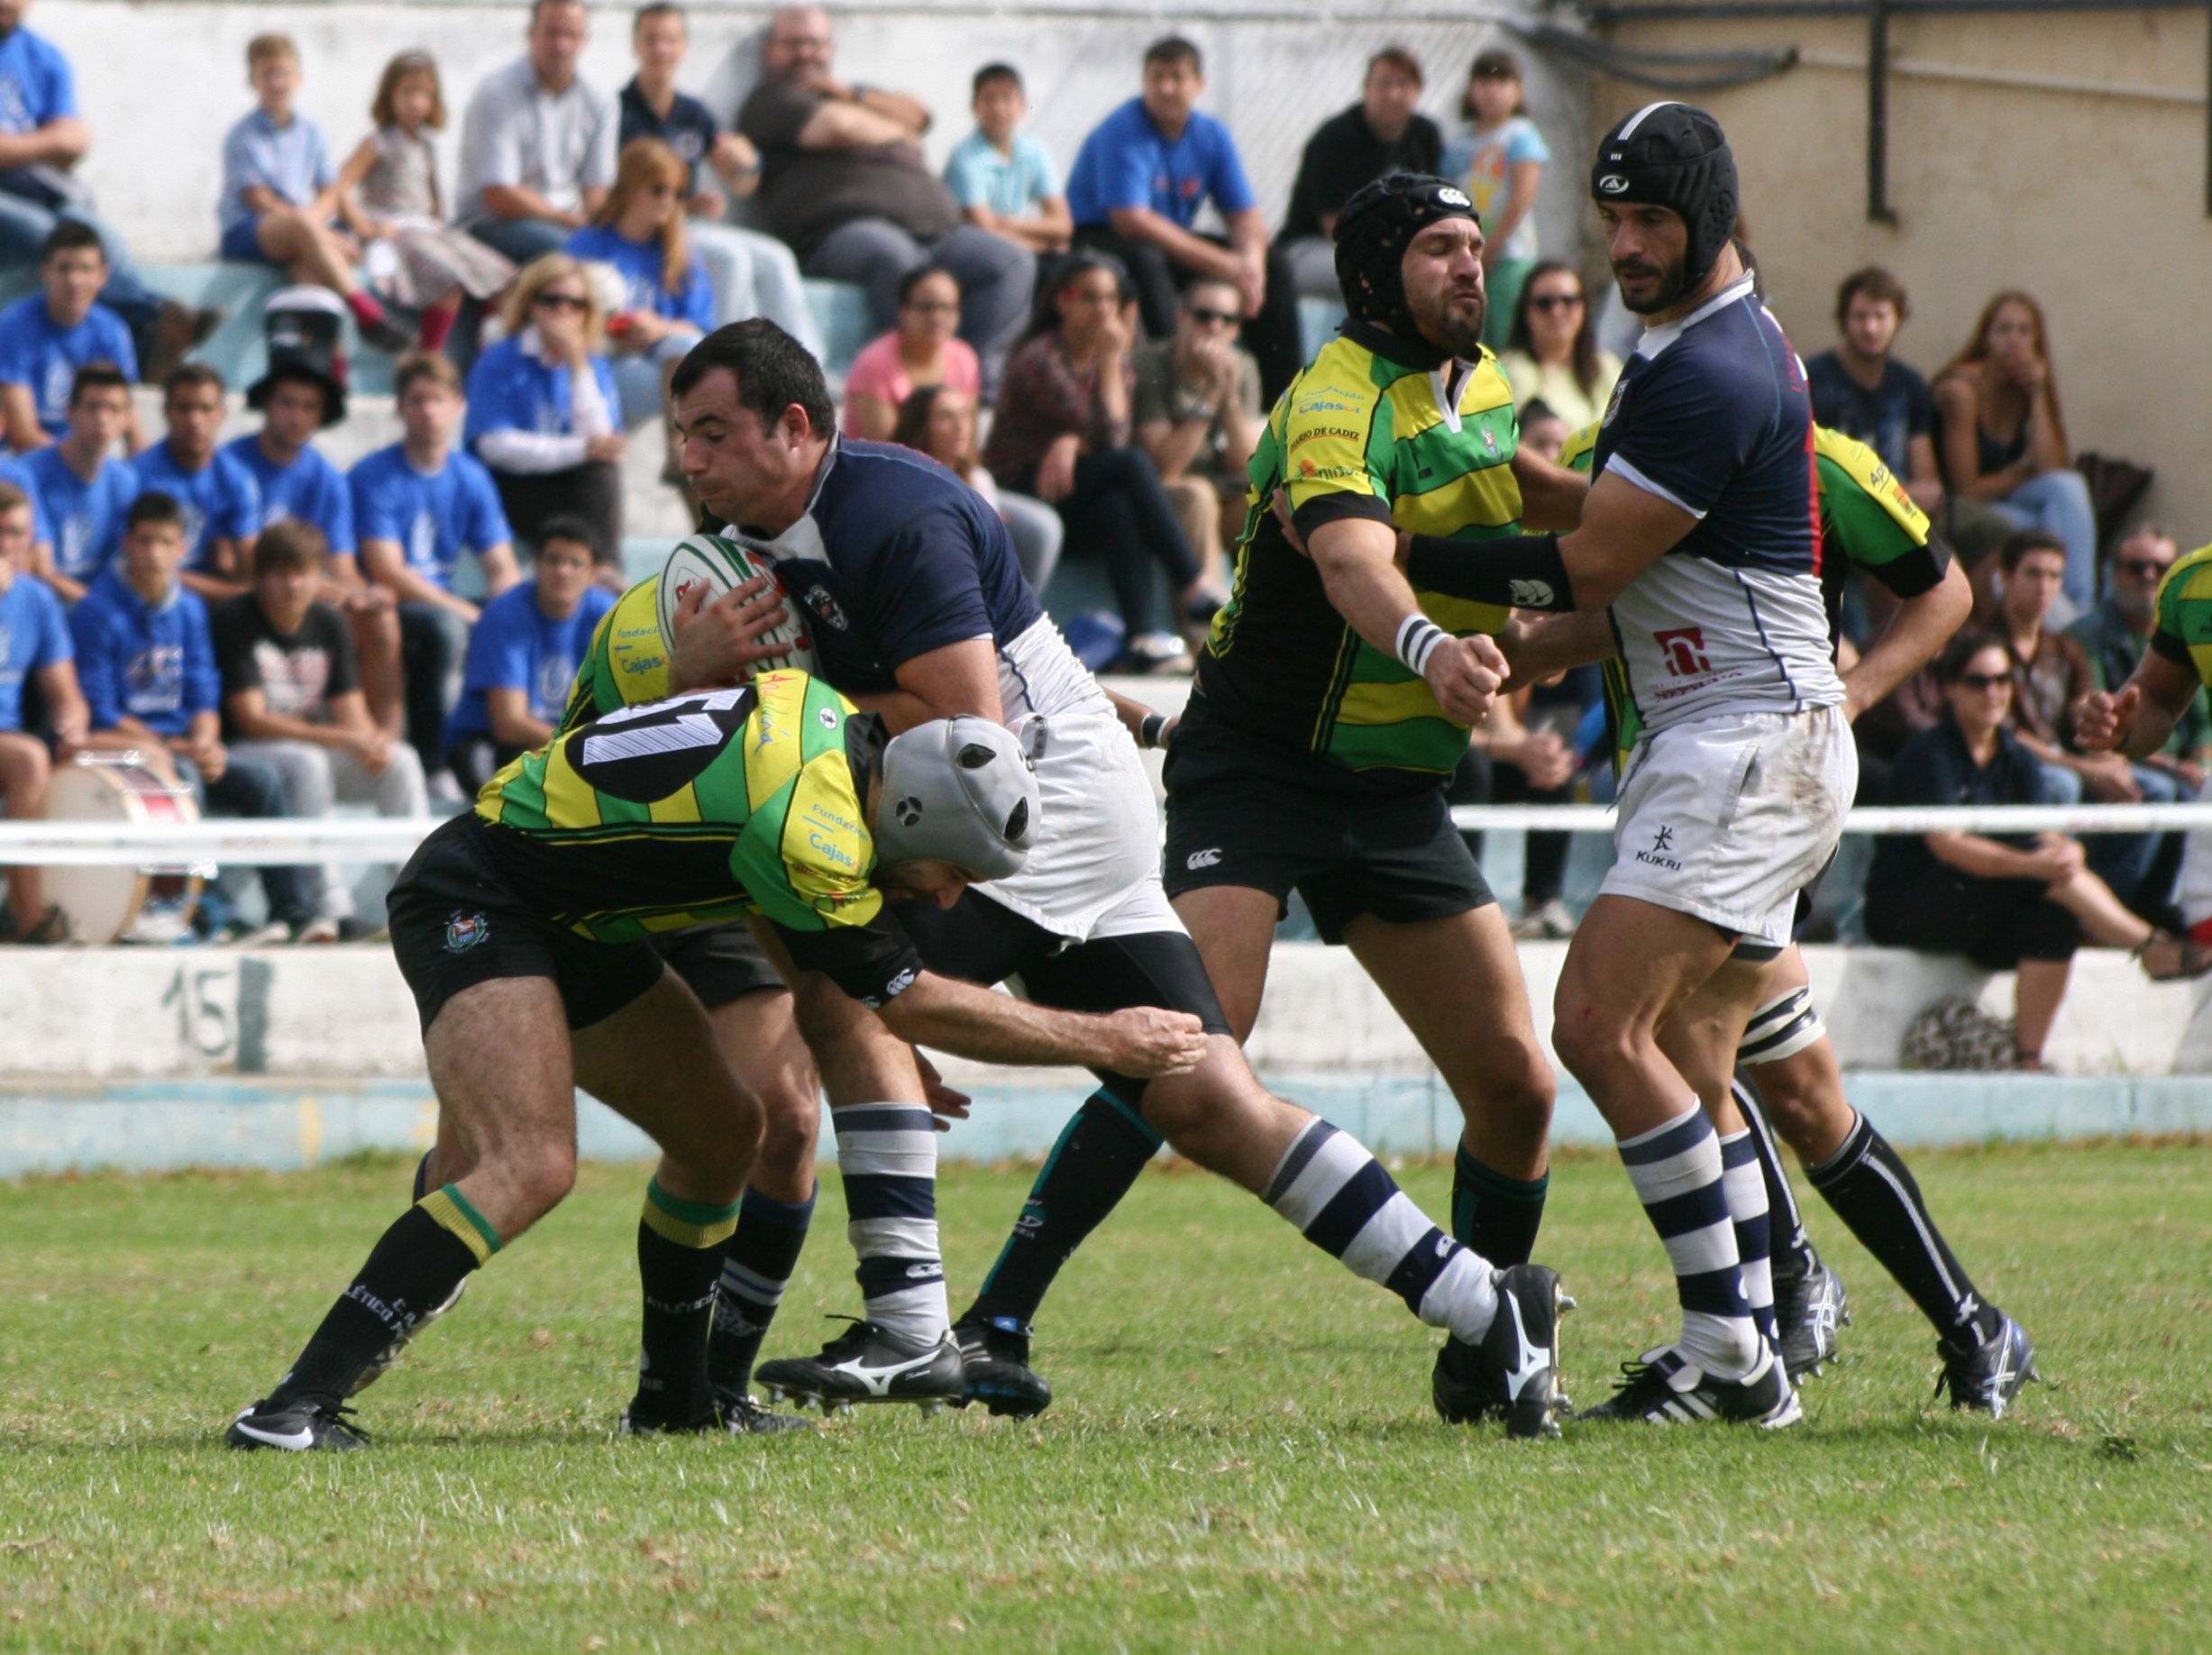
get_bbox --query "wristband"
[1404,532,1576,612]
[1394,614,1449,677]
[1138,712,1170,750]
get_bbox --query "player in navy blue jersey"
[1410,104,1851,1427]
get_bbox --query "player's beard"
[1615,250,1691,315]
[1414,286,1487,359]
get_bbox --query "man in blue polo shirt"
[132,364,261,602]
[24,360,135,601]
[0,219,137,451]
[1064,36,1298,399]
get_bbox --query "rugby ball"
[657,532,818,679]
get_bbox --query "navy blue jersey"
[1592,278,1841,728]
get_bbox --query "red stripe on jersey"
[1802,417,1824,576]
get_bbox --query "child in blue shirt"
[23,361,136,601]
[443,521,614,791]
[133,364,262,602]
[943,64,1070,254]
[0,220,140,450]
[1440,49,1550,350]
[219,34,409,353]
[225,363,358,568]
[564,137,713,427]
[0,479,87,942]
[69,490,318,938]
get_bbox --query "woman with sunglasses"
[843,265,980,442]
[566,139,715,428]
[1864,633,2205,1068]
[983,252,1206,672]
[1498,261,1618,430]
[464,253,626,571]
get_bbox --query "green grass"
[3,1142,2210,1653]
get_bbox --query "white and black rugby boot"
[1430,1263,1569,1439]
[754,1317,965,1415]
[1934,1314,2036,1419]
[225,1395,370,1452]
[1777,1258,1851,1382]
[953,1317,1053,1418]
[1577,1345,1801,1428]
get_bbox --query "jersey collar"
[1340,316,1457,374]
[1633,275,1757,361]
[744,434,839,567]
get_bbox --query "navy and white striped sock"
[1719,1129,1778,1349]
[1263,1120,1498,1341]
[1618,1103,1760,1378]
[831,1102,949,1346]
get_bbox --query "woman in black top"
[1865,634,2205,1065]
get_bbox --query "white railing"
[5,804,2212,864]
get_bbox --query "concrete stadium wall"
[50,0,1585,271]
[1594,10,2212,546]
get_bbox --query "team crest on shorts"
[445,912,490,952]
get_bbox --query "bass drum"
[42,754,205,944]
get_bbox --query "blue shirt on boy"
[446,580,616,739]
[0,295,139,437]
[23,444,132,582]
[0,571,69,730]
[218,107,336,233]
[1065,98,1255,230]
[130,441,261,571]
[68,565,222,735]
[224,434,356,558]
[945,130,1061,220]
[349,442,511,590]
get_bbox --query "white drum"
[42,753,205,944]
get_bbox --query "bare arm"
[1105,206,1244,284]
[2078,649,2203,760]
[484,687,554,750]
[361,535,479,620]
[1497,609,1616,690]
[32,659,87,750]
[1925,830,2070,882]
[874,971,1207,1075]
[0,116,88,170]
[795,98,917,151]
[854,635,1003,735]
[1842,558,1970,721]
[1932,375,2033,502]
[1482,159,1542,265]
[845,392,899,443]
[962,197,1074,252]
[2024,376,2070,475]
[476,542,522,598]
[1549,469,1699,609]
[1904,433,1944,513]
[1309,515,1502,725]
[479,183,583,227]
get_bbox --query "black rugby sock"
[1730,1071,1817,1294]
[269,1190,493,1406]
[963,1090,1159,1330]
[708,1184,815,1394]
[635,1180,741,1424]
[1806,1113,2003,1346]
[1451,1143,1547,1266]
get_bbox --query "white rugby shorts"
[1601,703,1856,948]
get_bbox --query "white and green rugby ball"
[657,532,818,679]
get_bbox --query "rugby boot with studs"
[1934,1313,2036,1419]
[1577,1345,1801,1429]
[756,1316,965,1415]
[1776,1257,1851,1382]
[225,1395,370,1452]
[1430,1263,1571,1439]
[953,1317,1054,1418]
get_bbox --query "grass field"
[2,1139,2209,1653]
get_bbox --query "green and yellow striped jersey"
[475,670,883,944]
[559,574,671,736]
[2151,541,2212,689]
[1196,319,1522,785]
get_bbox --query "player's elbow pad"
[1404,533,1576,613]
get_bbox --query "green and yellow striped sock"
[634,1179,742,1425]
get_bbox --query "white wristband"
[1395,614,1448,677]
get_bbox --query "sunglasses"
[533,291,588,312]
[1185,306,1239,327]
[1955,672,2012,690]
[2115,558,2171,579]
[1529,292,1584,311]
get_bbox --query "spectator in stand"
[567,138,714,428]
[943,63,1070,256]
[841,264,977,440]
[133,364,261,604]
[1065,36,1299,402]
[1276,47,1440,300]
[739,6,1032,389]
[214,519,426,938]
[1864,633,2198,1068]
[352,352,519,792]
[1496,261,1618,430]
[0,0,214,378]
[621,5,824,354]
[1517,396,1568,463]
[1440,49,1546,351]
[891,381,1060,593]
[983,251,1204,672]
[23,361,134,601]
[0,220,140,452]
[219,34,411,355]
[456,0,618,268]
[224,351,406,743]
[2069,522,2207,913]
[0,480,84,941]
[1991,529,2114,806]
[1933,290,2098,610]
[1805,267,1943,514]
[70,490,316,944]
[464,253,624,562]
[1132,274,1259,599]
[443,518,613,791]
[336,52,516,357]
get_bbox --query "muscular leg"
[0,730,52,923]
[1344,905,1554,1264]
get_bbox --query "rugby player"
[661,320,1570,1436]
[1407,105,1848,1425]
[1517,419,2040,1415]
[227,676,1211,1449]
